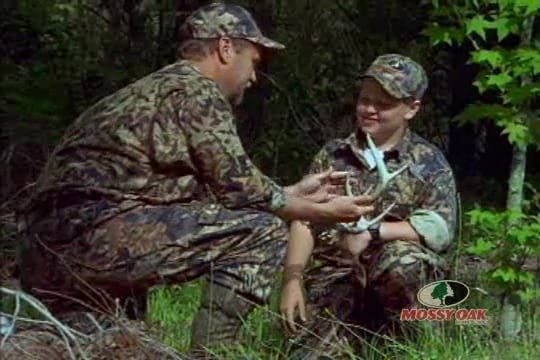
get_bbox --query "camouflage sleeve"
[173,86,284,212]
[307,145,341,244]
[409,168,457,253]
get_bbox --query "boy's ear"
[404,99,421,120]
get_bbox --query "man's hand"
[280,278,306,334]
[275,189,373,224]
[319,195,374,223]
[286,167,349,203]
[338,231,372,256]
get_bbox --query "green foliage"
[426,3,538,337]
[466,207,540,303]
[425,0,539,148]
[1,0,172,143]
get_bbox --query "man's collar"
[178,59,208,79]
[172,60,232,103]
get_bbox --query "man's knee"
[238,210,288,260]
[245,210,288,237]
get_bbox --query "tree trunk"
[501,14,535,341]
[501,143,526,340]
[506,145,527,211]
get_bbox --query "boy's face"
[356,78,420,139]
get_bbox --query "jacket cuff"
[408,209,450,253]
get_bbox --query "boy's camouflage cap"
[180,2,285,50]
[361,54,428,100]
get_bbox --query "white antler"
[337,133,408,233]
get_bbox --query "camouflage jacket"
[25,60,285,218]
[310,129,457,253]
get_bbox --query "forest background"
[0,0,539,359]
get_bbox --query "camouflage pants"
[18,200,288,316]
[291,240,448,359]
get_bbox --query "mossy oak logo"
[417,280,469,308]
[400,280,488,324]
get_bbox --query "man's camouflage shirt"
[310,129,457,253]
[25,60,286,219]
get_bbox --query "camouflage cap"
[361,54,428,100]
[180,3,285,50]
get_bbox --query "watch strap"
[367,222,381,243]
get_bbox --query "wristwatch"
[367,222,381,243]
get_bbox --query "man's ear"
[404,99,421,120]
[217,37,234,65]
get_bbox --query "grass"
[148,279,291,358]
[147,281,202,351]
[148,279,539,359]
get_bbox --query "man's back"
[29,61,221,209]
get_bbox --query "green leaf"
[498,0,513,12]
[465,16,490,40]
[467,208,504,228]
[425,25,454,46]
[500,121,530,145]
[517,272,535,286]
[454,103,513,125]
[518,288,539,303]
[506,209,526,224]
[450,28,466,44]
[486,72,513,90]
[473,77,490,94]
[514,48,540,75]
[470,50,505,68]
[503,83,540,106]
[491,17,518,41]
[492,267,519,283]
[454,103,485,124]
[515,228,533,245]
[508,221,536,245]
[511,63,534,78]
[515,0,540,16]
[53,3,78,15]
[467,239,496,255]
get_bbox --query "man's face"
[356,78,420,138]
[223,41,261,105]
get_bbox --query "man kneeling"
[16,3,374,356]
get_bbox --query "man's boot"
[189,281,253,357]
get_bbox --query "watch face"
[368,223,381,242]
